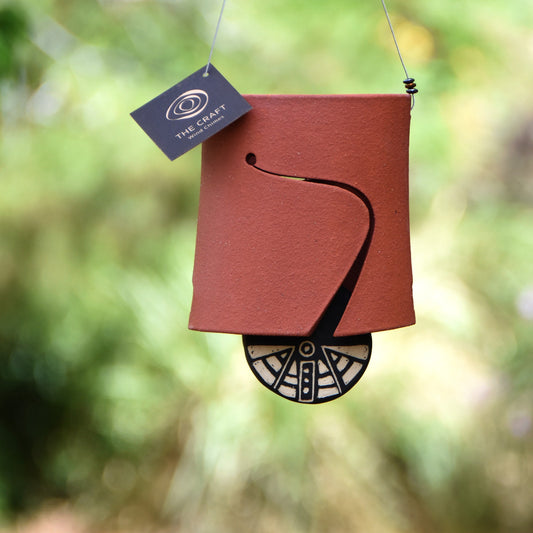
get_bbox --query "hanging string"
[203,0,417,106]
[380,0,418,109]
[204,0,227,76]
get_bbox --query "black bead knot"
[403,77,418,94]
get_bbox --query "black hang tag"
[131,65,252,161]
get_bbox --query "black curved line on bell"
[245,152,375,328]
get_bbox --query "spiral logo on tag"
[166,89,209,121]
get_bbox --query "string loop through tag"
[204,0,227,77]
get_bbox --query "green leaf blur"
[1,0,532,532]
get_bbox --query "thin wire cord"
[205,0,227,76]
[380,0,409,78]
[380,0,416,109]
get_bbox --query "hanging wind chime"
[132,0,419,404]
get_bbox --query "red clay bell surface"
[189,94,415,337]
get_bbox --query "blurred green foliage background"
[1,0,532,531]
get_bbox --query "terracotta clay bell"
[189,94,415,403]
